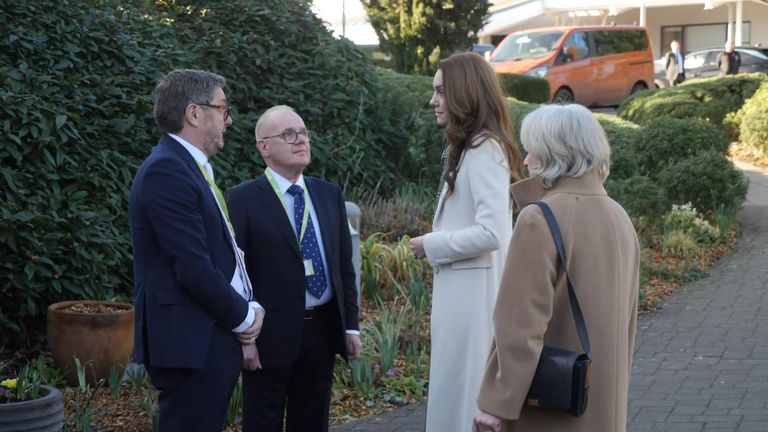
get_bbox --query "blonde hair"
[520,104,611,188]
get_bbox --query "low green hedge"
[498,74,551,104]
[632,118,729,176]
[617,73,768,134]
[657,151,748,216]
[738,81,768,155]
[605,176,669,221]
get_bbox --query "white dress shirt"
[169,134,262,333]
[267,168,358,335]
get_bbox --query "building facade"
[481,0,768,58]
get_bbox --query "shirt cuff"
[231,302,264,333]
[345,330,360,335]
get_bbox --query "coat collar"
[511,170,606,209]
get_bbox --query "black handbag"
[524,201,592,417]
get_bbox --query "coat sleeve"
[476,206,558,420]
[422,140,511,266]
[336,185,360,331]
[143,159,248,330]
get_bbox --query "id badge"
[304,259,315,276]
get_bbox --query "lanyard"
[195,160,236,239]
[265,169,310,246]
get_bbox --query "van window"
[592,30,648,56]
[491,31,564,61]
[561,31,590,61]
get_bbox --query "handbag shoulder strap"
[530,201,592,358]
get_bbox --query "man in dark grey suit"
[227,105,361,432]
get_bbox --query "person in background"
[665,40,686,87]
[473,104,640,432]
[717,41,741,76]
[409,51,524,432]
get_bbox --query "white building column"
[639,4,647,27]
[727,2,735,43]
[735,0,743,46]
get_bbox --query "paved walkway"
[333,162,768,432]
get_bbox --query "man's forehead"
[266,110,304,131]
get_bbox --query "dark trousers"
[242,302,338,432]
[147,326,242,432]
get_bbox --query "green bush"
[633,118,729,176]
[498,74,551,104]
[663,203,719,245]
[605,176,669,221]
[596,114,641,181]
[0,0,435,345]
[375,68,444,182]
[657,151,748,216]
[505,98,540,146]
[739,81,768,155]
[617,73,768,132]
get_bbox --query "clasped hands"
[239,307,264,371]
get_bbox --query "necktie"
[197,161,252,300]
[287,185,328,299]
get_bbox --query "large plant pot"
[0,385,64,431]
[47,300,134,386]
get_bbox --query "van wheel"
[630,83,647,94]
[553,88,574,104]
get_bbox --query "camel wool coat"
[477,171,640,432]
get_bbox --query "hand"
[345,334,362,360]
[241,343,262,371]
[237,307,264,345]
[472,411,501,432]
[409,236,426,259]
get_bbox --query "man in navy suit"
[129,69,264,431]
[227,105,361,432]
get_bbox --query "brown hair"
[439,52,524,196]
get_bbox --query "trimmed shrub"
[633,118,729,176]
[374,68,444,182]
[596,114,640,154]
[617,73,768,132]
[505,98,540,146]
[657,151,748,216]
[498,74,551,104]
[605,176,669,221]
[739,81,768,155]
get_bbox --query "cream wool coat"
[477,171,640,432]
[423,137,512,432]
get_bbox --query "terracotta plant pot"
[0,385,64,431]
[47,300,134,386]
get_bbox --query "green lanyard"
[195,160,236,238]
[265,169,310,246]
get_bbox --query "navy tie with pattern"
[287,184,328,299]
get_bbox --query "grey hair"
[520,104,611,188]
[154,69,226,134]
[254,105,296,140]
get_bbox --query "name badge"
[304,259,315,276]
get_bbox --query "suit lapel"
[160,135,235,250]
[255,176,301,259]
[306,178,335,270]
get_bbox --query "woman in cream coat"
[473,104,640,432]
[409,52,524,432]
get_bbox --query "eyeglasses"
[261,128,311,144]
[195,103,231,121]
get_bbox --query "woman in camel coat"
[473,104,640,432]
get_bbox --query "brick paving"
[333,162,768,432]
